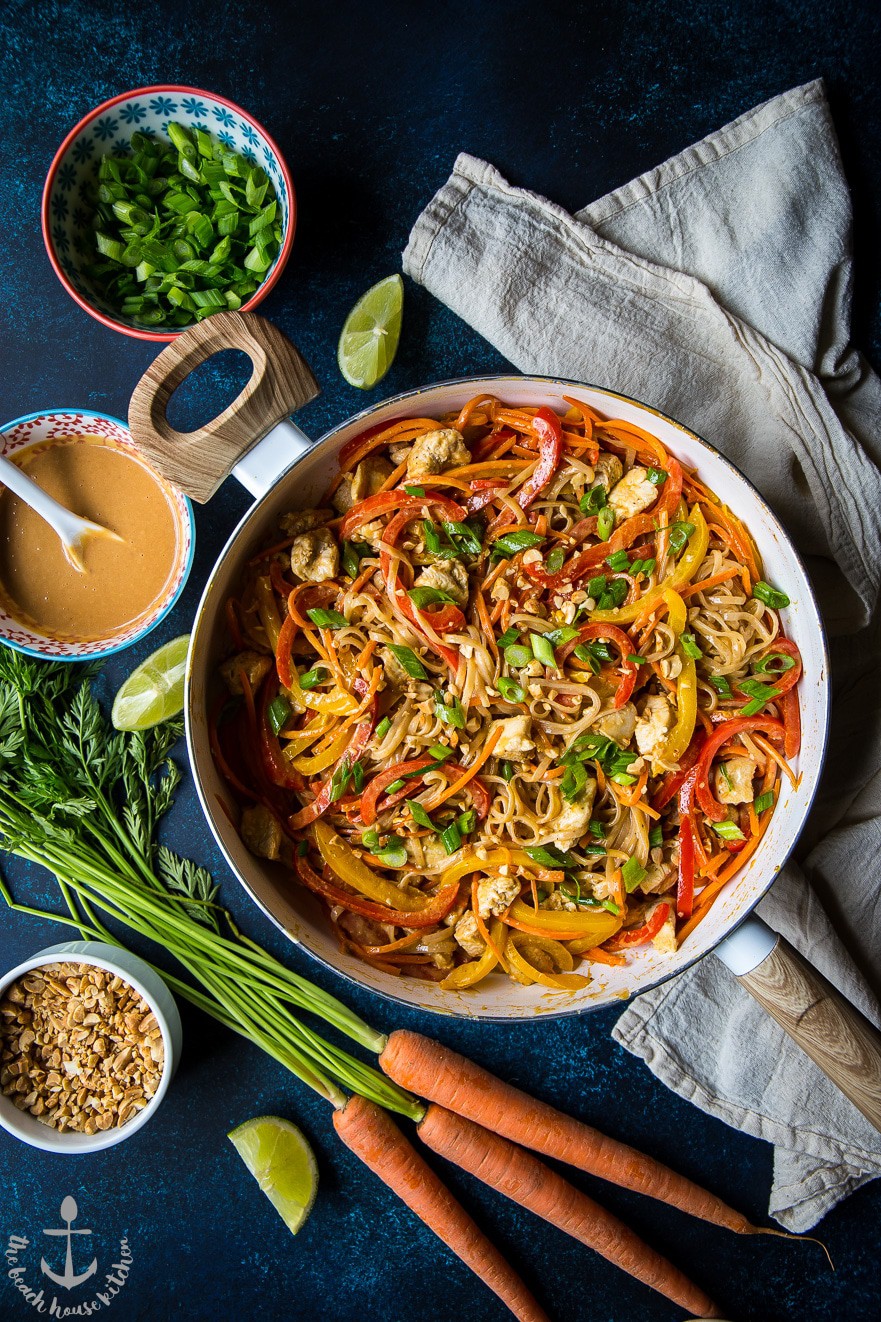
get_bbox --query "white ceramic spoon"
[0,453,123,572]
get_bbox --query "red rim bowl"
[41,85,296,341]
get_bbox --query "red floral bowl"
[42,85,296,341]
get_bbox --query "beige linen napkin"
[403,80,881,1231]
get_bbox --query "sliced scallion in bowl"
[82,123,283,329]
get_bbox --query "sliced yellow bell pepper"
[508,933,590,990]
[291,726,351,775]
[589,504,709,625]
[286,666,360,717]
[654,587,698,770]
[255,576,283,651]
[313,822,426,911]
[505,899,622,943]
[441,920,507,989]
[281,713,334,758]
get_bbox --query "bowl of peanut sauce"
[0,410,194,659]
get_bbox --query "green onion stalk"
[0,651,422,1122]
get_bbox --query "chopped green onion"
[587,574,607,599]
[375,716,392,740]
[341,540,371,579]
[681,633,703,660]
[407,586,456,609]
[456,809,477,836]
[719,763,734,790]
[583,843,607,856]
[434,690,466,729]
[597,579,628,610]
[668,521,696,556]
[384,778,406,796]
[496,627,520,650]
[298,666,327,691]
[712,820,746,841]
[386,644,428,680]
[498,677,526,703]
[374,836,408,867]
[442,520,483,556]
[423,520,458,560]
[560,760,588,802]
[709,675,732,697]
[602,899,621,915]
[504,643,533,668]
[429,743,453,762]
[753,652,797,675]
[754,790,775,814]
[596,507,615,541]
[404,484,426,497]
[524,844,577,869]
[407,801,436,830]
[647,467,668,485]
[739,697,768,717]
[330,758,354,802]
[589,820,606,839]
[530,633,556,668]
[648,824,664,848]
[546,549,565,574]
[361,828,380,851]
[306,608,348,630]
[573,644,600,671]
[544,626,580,648]
[621,857,647,891]
[267,694,291,735]
[753,581,790,610]
[491,530,545,560]
[627,654,645,665]
[580,485,607,515]
[606,550,630,573]
[500,760,516,782]
[352,761,365,793]
[440,822,462,854]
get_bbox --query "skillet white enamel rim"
[185,375,829,1021]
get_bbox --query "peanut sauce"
[0,436,180,641]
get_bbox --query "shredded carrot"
[377,458,410,492]
[471,879,508,969]
[751,733,798,787]
[354,638,377,670]
[679,567,740,599]
[582,946,627,967]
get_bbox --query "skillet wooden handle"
[736,935,881,1131]
[128,311,319,503]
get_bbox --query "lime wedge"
[111,634,190,731]
[337,274,403,389]
[228,1115,318,1236]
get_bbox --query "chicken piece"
[333,457,394,514]
[220,650,272,695]
[278,508,333,537]
[355,519,388,552]
[240,805,283,862]
[715,756,758,805]
[413,559,469,605]
[591,453,624,492]
[406,428,470,479]
[289,527,339,583]
[608,465,660,525]
[389,441,412,465]
[594,702,638,745]
[476,873,521,919]
[454,912,485,958]
[650,904,678,954]
[492,714,535,761]
[338,910,391,948]
[640,864,677,894]
[634,695,673,762]
[552,779,598,851]
[541,889,577,912]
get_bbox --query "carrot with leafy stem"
[418,1103,721,1317]
[380,1030,789,1238]
[333,1096,550,1322]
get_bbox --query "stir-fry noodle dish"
[213,396,802,992]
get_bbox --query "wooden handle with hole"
[128,311,319,502]
[737,935,881,1131]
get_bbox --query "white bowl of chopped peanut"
[0,942,182,1153]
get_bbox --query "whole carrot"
[333,1095,550,1322]
[380,1030,759,1234]
[419,1103,722,1317]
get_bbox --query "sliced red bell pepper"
[653,730,706,810]
[339,489,465,541]
[605,901,672,951]
[360,757,437,826]
[471,425,516,463]
[558,622,640,709]
[260,678,306,792]
[752,637,802,697]
[676,815,695,920]
[693,716,785,822]
[515,407,563,509]
[295,853,461,928]
[524,511,659,590]
[275,612,298,689]
[781,686,801,758]
[466,479,509,514]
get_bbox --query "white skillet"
[129,313,881,1131]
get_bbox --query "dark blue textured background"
[1,1,879,1319]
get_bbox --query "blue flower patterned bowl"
[42,85,296,341]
